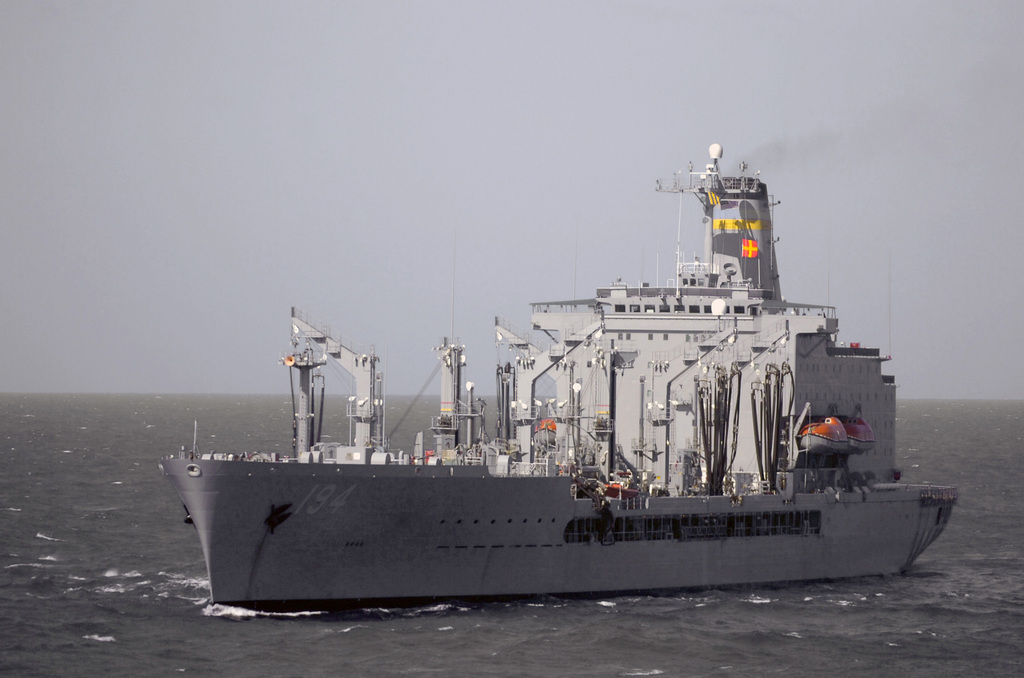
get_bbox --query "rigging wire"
[386,360,443,441]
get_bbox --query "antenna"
[573,219,579,299]
[676,184,683,284]
[888,249,893,357]
[450,231,456,343]
[826,217,831,306]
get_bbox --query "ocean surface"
[1,394,1021,677]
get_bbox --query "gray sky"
[2,1,1021,399]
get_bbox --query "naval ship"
[160,144,957,611]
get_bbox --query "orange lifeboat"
[533,418,557,445]
[798,417,850,454]
[534,418,556,433]
[604,483,640,500]
[840,417,875,453]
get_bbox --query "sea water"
[1,395,1021,676]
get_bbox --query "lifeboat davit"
[799,417,850,454]
[840,417,875,453]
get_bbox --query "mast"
[283,349,326,456]
[656,143,781,300]
[431,337,464,457]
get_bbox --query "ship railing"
[656,173,762,194]
[461,449,485,466]
[510,461,551,477]
[562,319,603,345]
[760,300,837,319]
[511,404,542,424]
[496,316,554,351]
[720,176,762,192]
[616,496,643,511]
[610,340,639,355]
[431,414,458,432]
[665,340,704,363]
[679,262,715,276]
[291,306,374,357]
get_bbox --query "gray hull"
[160,458,955,610]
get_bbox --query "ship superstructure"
[160,145,956,611]
[494,143,895,500]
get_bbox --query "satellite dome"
[709,143,723,159]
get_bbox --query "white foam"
[35,533,61,542]
[83,635,116,642]
[597,600,616,607]
[745,595,773,604]
[158,571,210,591]
[203,603,259,619]
[202,603,323,620]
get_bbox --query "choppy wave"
[5,562,51,569]
[83,635,116,643]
